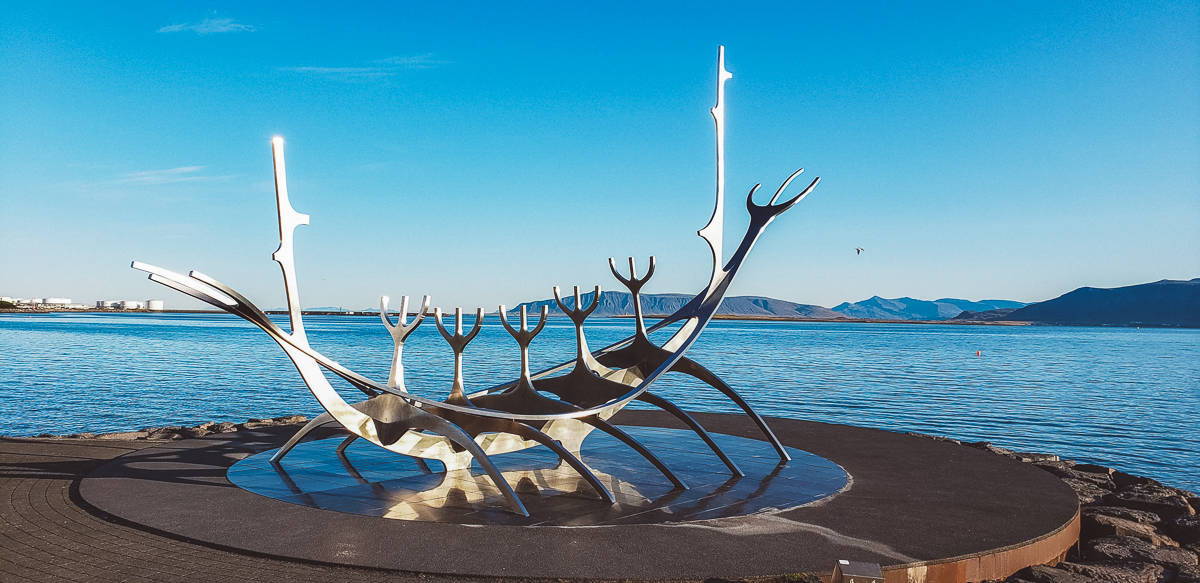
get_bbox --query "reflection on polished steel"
[228,427,848,526]
[132,46,820,517]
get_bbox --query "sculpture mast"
[270,136,311,342]
[697,45,732,290]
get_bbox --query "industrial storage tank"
[146,299,165,311]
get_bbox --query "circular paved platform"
[78,411,1081,581]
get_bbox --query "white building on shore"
[4,296,154,310]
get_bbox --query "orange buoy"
[977,350,982,356]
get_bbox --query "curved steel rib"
[271,412,336,463]
[585,416,686,490]
[669,356,790,461]
[638,392,743,476]
[403,406,530,516]
[135,261,629,422]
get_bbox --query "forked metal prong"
[434,307,485,403]
[607,258,630,286]
[606,256,656,341]
[643,256,656,281]
[748,169,820,216]
[497,304,549,394]
[553,284,601,322]
[381,295,430,338]
[608,256,655,292]
[780,176,821,209]
[529,305,548,337]
[434,307,484,348]
[381,294,430,390]
[769,168,803,205]
[498,304,548,345]
[744,183,764,209]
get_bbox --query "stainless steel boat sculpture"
[131,46,819,517]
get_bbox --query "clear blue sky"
[2,2,1197,310]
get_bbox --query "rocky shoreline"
[15,418,1199,582]
[914,434,1199,583]
[26,415,311,441]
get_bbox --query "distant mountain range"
[955,279,1200,327]
[511,291,1025,321]
[294,277,1197,328]
[830,297,1026,321]
[511,291,841,319]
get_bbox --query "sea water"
[1,312,1196,491]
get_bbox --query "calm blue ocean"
[1,312,1196,491]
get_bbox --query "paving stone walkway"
[0,437,498,583]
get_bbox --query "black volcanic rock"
[1105,483,1197,521]
[1056,561,1165,583]
[511,291,842,319]
[1167,515,1200,546]
[1007,564,1096,583]
[1084,536,1198,569]
[999,279,1200,327]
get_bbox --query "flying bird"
[855,247,864,255]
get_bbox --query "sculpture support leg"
[335,433,358,454]
[337,434,432,473]
[270,412,337,463]
[511,424,615,504]
[638,392,744,477]
[409,416,530,517]
[670,357,791,462]
[583,416,687,490]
